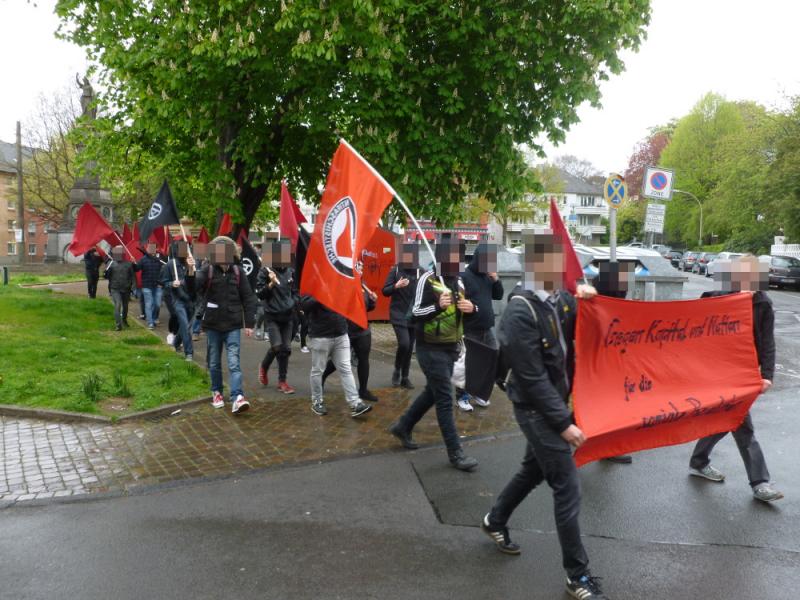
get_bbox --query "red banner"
[68,202,116,256]
[299,141,394,329]
[550,199,584,294]
[573,293,763,466]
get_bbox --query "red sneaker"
[278,381,296,394]
[258,366,268,386]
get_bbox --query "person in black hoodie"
[688,255,783,503]
[456,243,505,411]
[480,230,608,600]
[382,243,420,388]
[83,248,103,298]
[196,236,258,415]
[322,286,379,402]
[388,238,479,472]
[159,240,196,360]
[138,242,165,329]
[104,246,139,331]
[256,240,298,394]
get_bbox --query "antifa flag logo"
[322,196,358,278]
[148,203,163,221]
[241,257,254,276]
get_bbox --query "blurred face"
[146,243,157,256]
[111,246,125,261]
[522,231,564,292]
[174,241,188,258]
[436,240,464,276]
[400,243,419,270]
[263,241,292,268]
[597,261,634,293]
[209,242,234,265]
[476,243,498,273]
[715,258,768,292]
[193,242,207,260]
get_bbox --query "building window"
[7,242,16,255]
[28,222,36,234]
[28,244,36,255]
[580,196,595,207]
[579,215,590,226]
[7,219,15,231]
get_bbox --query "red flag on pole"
[550,199,584,294]
[68,202,117,256]
[121,223,133,245]
[150,226,170,255]
[217,213,233,237]
[279,180,305,251]
[197,226,210,243]
[299,140,395,329]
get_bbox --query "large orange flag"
[573,293,763,466]
[300,140,395,328]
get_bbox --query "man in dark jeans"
[104,246,138,331]
[481,230,608,600]
[389,239,478,472]
[688,255,783,503]
[160,240,195,361]
[456,242,504,411]
[83,248,103,298]
[382,243,419,388]
[137,242,164,329]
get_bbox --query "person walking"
[382,243,420,388]
[322,286,379,403]
[83,247,103,299]
[301,293,372,418]
[480,231,609,600]
[160,240,196,361]
[388,239,478,472]
[138,242,164,330]
[455,243,504,412]
[196,236,258,415]
[104,246,138,331]
[688,255,783,503]
[256,240,298,394]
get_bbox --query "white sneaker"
[232,395,250,414]
[166,333,176,346]
[457,397,474,412]
[301,346,310,353]
[211,391,225,409]
[472,396,491,408]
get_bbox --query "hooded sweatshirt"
[460,245,504,333]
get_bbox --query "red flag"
[299,140,395,329]
[218,213,233,236]
[573,294,762,466]
[125,239,145,262]
[68,202,116,256]
[550,199,584,294]
[197,226,210,243]
[121,223,133,245]
[150,226,169,255]
[280,180,305,251]
[132,222,140,244]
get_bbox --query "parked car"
[705,252,743,277]
[769,255,800,289]
[666,250,683,268]
[693,252,719,275]
[679,251,700,272]
[651,244,671,257]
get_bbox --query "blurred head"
[714,255,768,292]
[262,239,292,268]
[596,260,635,294]
[471,243,498,274]
[399,243,419,270]
[521,229,564,292]
[172,240,189,259]
[193,242,207,261]
[209,237,237,266]
[146,242,157,257]
[435,238,465,277]
[111,246,125,262]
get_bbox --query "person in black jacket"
[137,242,165,329]
[480,230,608,600]
[160,240,196,360]
[196,237,258,415]
[103,246,139,331]
[388,239,479,472]
[301,293,372,419]
[688,255,783,503]
[83,248,103,298]
[256,240,298,394]
[382,243,420,388]
[456,243,504,411]
[322,287,379,403]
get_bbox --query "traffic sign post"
[603,173,627,262]
[643,166,675,200]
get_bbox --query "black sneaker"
[480,513,521,555]
[448,450,478,472]
[566,573,608,599]
[350,401,372,418]
[391,369,401,387]
[400,378,414,390]
[360,390,379,403]
[388,421,419,450]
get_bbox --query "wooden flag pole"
[113,231,137,261]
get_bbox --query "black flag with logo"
[139,180,180,244]
[238,232,261,291]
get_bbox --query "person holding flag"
[137,242,165,329]
[104,246,139,331]
[382,243,420,389]
[160,240,196,361]
[83,247,103,298]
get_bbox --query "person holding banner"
[688,256,783,503]
[104,246,139,331]
[382,243,420,389]
[83,248,103,298]
[389,239,479,472]
[160,240,196,361]
[256,240,299,395]
[481,231,608,600]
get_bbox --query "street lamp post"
[674,189,703,247]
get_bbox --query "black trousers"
[86,274,99,298]
[322,331,372,394]
[690,412,769,487]
[261,319,293,382]
[392,324,415,378]
[489,406,589,580]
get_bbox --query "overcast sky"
[2,0,799,174]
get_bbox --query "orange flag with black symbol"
[299,140,395,329]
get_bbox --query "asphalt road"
[1,273,798,600]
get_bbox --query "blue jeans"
[141,287,163,326]
[173,299,194,357]
[206,328,243,399]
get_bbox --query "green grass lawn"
[0,286,209,415]
[11,272,87,285]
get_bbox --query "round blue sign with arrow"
[603,173,627,208]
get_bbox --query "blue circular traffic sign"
[650,172,668,191]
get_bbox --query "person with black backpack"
[256,240,298,395]
[195,236,258,415]
[388,238,479,472]
[382,243,420,388]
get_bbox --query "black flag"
[294,226,312,286]
[139,180,180,244]
[238,232,261,291]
